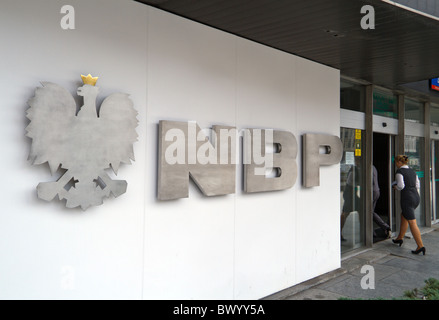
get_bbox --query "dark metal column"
[397,95,405,155]
[424,101,432,227]
[365,85,374,247]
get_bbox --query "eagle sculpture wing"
[98,93,138,174]
[26,82,76,174]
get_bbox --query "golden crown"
[81,74,99,86]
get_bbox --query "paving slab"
[284,288,345,300]
[265,226,439,300]
[321,274,408,300]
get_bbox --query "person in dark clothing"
[392,155,426,255]
[341,164,391,241]
[372,165,391,238]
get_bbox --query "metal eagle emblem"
[26,75,138,210]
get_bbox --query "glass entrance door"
[405,136,425,226]
[340,128,366,253]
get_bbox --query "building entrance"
[372,132,396,242]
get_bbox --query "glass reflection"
[340,128,366,252]
[404,136,425,226]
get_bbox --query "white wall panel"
[0,1,341,300]
[234,39,296,299]
[0,0,147,299]
[295,57,341,283]
[143,8,236,300]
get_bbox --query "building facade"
[340,77,439,254]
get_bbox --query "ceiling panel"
[136,0,439,88]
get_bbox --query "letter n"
[158,120,236,200]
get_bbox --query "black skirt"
[397,167,420,221]
[400,188,420,221]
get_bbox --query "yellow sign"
[355,129,361,140]
[355,149,361,156]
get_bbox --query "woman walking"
[392,155,426,255]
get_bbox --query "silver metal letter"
[303,134,343,187]
[244,129,297,193]
[158,120,236,200]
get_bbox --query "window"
[405,98,424,124]
[340,80,365,112]
[373,89,398,118]
[431,103,439,126]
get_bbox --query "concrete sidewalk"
[265,225,439,300]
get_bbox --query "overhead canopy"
[136,0,439,89]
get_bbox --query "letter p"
[303,134,343,187]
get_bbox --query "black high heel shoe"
[392,239,403,246]
[411,247,426,255]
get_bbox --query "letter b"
[244,129,297,193]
